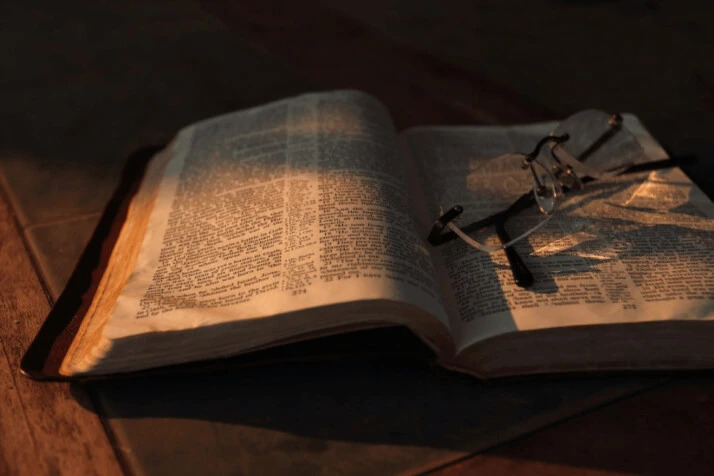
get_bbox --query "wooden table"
[2,1,713,474]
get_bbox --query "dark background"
[2,0,712,294]
[1,1,713,474]
[2,1,712,226]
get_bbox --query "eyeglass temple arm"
[495,220,534,288]
[497,192,537,287]
[428,189,536,246]
[573,113,622,164]
[427,205,465,246]
[429,134,569,247]
[495,154,695,289]
[428,192,537,287]
[428,153,695,283]
[428,151,694,246]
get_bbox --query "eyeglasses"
[427,110,686,288]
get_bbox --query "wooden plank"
[439,377,714,475]
[0,340,47,475]
[196,0,556,129]
[0,193,121,475]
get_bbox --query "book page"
[402,117,714,352]
[101,90,449,343]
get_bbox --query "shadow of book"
[72,327,662,475]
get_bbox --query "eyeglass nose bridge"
[520,132,579,192]
[552,164,584,190]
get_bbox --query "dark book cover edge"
[20,145,165,380]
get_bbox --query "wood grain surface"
[439,377,714,475]
[2,1,713,474]
[196,0,556,129]
[0,193,121,476]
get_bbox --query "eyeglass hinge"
[521,133,570,169]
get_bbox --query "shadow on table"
[69,328,661,474]
[481,375,714,475]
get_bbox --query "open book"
[22,90,714,379]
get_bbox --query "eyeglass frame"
[427,113,691,288]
